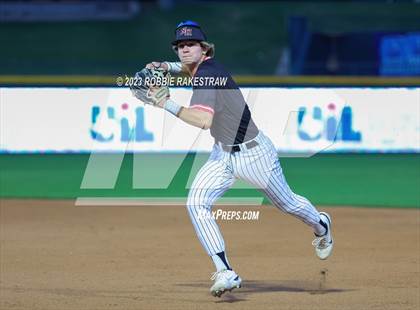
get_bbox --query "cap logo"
[179,27,193,36]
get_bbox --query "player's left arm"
[146,61,188,75]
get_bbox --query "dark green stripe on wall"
[0,154,419,208]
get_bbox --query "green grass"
[1,154,419,208]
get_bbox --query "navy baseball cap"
[172,20,207,45]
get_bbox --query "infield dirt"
[0,199,418,310]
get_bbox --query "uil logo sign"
[90,103,154,143]
[297,103,361,142]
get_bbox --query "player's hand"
[130,68,170,106]
[145,62,169,71]
[148,87,169,108]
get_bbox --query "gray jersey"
[189,58,259,145]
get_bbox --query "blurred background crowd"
[1,0,419,77]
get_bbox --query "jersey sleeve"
[189,68,217,115]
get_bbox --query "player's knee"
[187,191,210,210]
[186,199,211,222]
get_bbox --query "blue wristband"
[164,99,182,116]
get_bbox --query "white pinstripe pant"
[186,131,322,256]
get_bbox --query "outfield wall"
[1,86,418,207]
[1,87,419,154]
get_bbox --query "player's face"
[177,41,204,65]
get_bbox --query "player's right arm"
[146,63,215,130]
[177,78,217,130]
[177,106,213,130]
[152,96,213,130]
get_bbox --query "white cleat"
[210,269,242,298]
[313,212,334,260]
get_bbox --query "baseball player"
[137,21,334,298]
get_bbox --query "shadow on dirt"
[176,279,353,303]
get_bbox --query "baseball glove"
[130,68,170,106]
